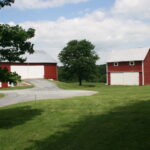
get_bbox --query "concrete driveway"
[0,79,97,107]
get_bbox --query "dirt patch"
[17,81,32,87]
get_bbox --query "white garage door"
[111,72,139,85]
[11,65,44,79]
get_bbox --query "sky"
[0,0,150,64]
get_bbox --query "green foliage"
[58,64,106,83]
[0,24,35,62]
[97,64,106,75]
[0,68,21,85]
[0,0,14,8]
[0,23,35,85]
[58,66,78,82]
[58,66,71,82]
[99,74,106,83]
[96,64,106,83]
[0,0,35,86]
[58,39,99,85]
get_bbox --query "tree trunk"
[79,77,82,86]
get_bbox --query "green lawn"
[0,82,150,150]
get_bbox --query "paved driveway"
[0,79,97,107]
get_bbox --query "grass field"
[0,82,150,150]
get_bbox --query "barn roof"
[24,50,57,63]
[107,47,150,63]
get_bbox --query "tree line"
[58,64,106,83]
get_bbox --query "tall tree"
[0,24,35,84]
[0,0,35,85]
[0,24,35,62]
[0,0,14,8]
[59,39,99,86]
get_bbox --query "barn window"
[129,61,135,66]
[114,62,119,66]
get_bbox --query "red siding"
[44,64,58,80]
[0,62,58,88]
[107,72,111,85]
[0,64,10,88]
[144,50,150,85]
[0,62,58,80]
[107,61,143,86]
[2,82,9,88]
[139,72,143,86]
[0,64,11,72]
[108,61,142,72]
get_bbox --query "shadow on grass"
[25,101,150,150]
[0,106,42,129]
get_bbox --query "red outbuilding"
[107,47,150,86]
[0,51,58,88]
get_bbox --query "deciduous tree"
[0,0,14,8]
[59,40,99,86]
[0,24,35,62]
[0,1,35,85]
[0,24,35,84]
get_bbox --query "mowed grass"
[0,82,150,150]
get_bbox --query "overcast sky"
[1,0,150,64]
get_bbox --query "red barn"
[0,51,58,88]
[107,47,150,86]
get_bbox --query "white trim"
[142,61,145,85]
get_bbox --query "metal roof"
[107,47,150,63]
[24,50,57,63]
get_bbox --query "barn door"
[111,72,139,85]
[11,65,44,79]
